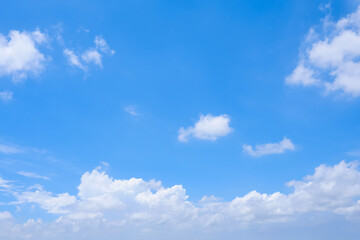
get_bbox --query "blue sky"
[1,0,360,239]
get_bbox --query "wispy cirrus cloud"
[0,177,13,191]
[243,137,295,157]
[0,143,23,155]
[17,171,50,180]
[64,35,114,72]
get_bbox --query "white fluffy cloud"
[64,35,114,71]
[243,137,295,157]
[0,160,360,239]
[15,189,76,214]
[0,90,13,101]
[286,6,360,97]
[0,29,47,81]
[178,114,233,142]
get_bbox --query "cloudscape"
[1,1,360,239]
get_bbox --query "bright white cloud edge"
[0,29,47,81]
[286,6,360,97]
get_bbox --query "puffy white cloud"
[178,114,233,142]
[0,29,47,81]
[64,35,114,71]
[243,137,295,157]
[8,160,360,223]
[15,188,76,214]
[0,160,359,238]
[286,6,360,97]
[287,161,360,213]
[0,90,13,101]
[285,63,319,86]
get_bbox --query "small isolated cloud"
[17,171,50,180]
[243,137,295,157]
[178,114,232,142]
[0,29,47,82]
[286,6,360,97]
[0,143,23,155]
[0,91,13,102]
[63,49,85,71]
[124,105,139,116]
[95,161,110,171]
[64,35,114,72]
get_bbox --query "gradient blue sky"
[1,0,360,239]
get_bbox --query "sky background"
[1,0,360,239]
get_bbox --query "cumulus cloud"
[15,188,76,214]
[178,114,232,142]
[285,63,319,86]
[0,29,47,81]
[64,35,114,72]
[0,160,359,239]
[286,6,360,97]
[243,137,295,157]
[0,90,13,102]
[0,160,360,239]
